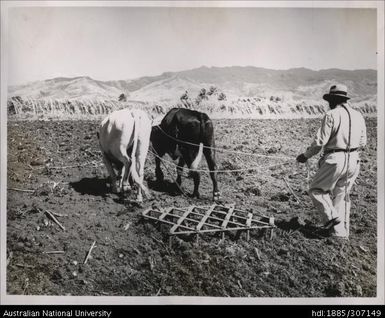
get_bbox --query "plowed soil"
[6,117,377,298]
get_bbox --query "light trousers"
[308,152,360,237]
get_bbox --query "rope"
[341,103,352,237]
[155,125,294,161]
[149,146,190,198]
[148,148,294,174]
[305,161,311,189]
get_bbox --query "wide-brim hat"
[323,84,350,101]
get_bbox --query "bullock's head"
[150,125,179,159]
[150,125,165,155]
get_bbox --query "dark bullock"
[151,108,220,200]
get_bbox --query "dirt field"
[6,117,377,298]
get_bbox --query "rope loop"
[155,125,294,161]
[148,147,294,175]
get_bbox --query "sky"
[6,5,377,85]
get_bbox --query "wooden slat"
[145,215,195,231]
[170,206,195,234]
[177,205,270,219]
[246,213,253,227]
[221,205,235,230]
[142,208,151,217]
[173,215,222,229]
[142,214,174,226]
[167,209,268,227]
[174,225,273,235]
[208,209,258,223]
[163,213,221,229]
[142,204,275,237]
[196,205,216,231]
[144,208,270,228]
[142,208,164,219]
[169,211,240,228]
[171,209,205,218]
[207,214,227,223]
[233,208,270,220]
[176,205,270,222]
[159,207,173,220]
[250,219,272,226]
[222,213,269,226]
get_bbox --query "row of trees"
[117,86,226,107]
[179,86,227,108]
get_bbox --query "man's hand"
[296,153,308,163]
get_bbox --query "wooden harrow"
[142,204,275,245]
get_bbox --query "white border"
[0,0,10,306]
[375,0,385,307]
[1,0,381,8]
[1,0,384,306]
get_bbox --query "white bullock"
[98,108,151,202]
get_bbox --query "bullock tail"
[190,115,205,170]
[130,113,150,197]
[190,142,203,170]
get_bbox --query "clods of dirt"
[6,118,378,297]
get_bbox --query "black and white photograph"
[1,1,384,306]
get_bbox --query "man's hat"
[323,84,350,101]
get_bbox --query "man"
[296,84,367,239]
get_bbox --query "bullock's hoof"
[128,200,143,208]
[145,193,154,201]
[111,181,121,194]
[192,192,200,199]
[111,187,120,194]
[122,185,132,192]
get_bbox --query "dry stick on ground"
[43,251,65,254]
[23,278,29,295]
[8,187,35,193]
[148,256,155,271]
[84,241,96,264]
[43,209,65,231]
[237,280,244,292]
[133,247,141,255]
[269,228,275,240]
[49,161,103,170]
[15,263,35,269]
[254,248,261,260]
[282,177,303,205]
[6,251,13,266]
[47,210,68,218]
[151,235,170,252]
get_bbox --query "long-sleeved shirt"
[304,103,367,159]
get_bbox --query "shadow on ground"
[70,177,109,197]
[276,217,332,239]
[147,179,184,196]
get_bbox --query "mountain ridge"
[8,66,377,104]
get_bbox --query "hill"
[9,66,376,103]
[7,66,377,119]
